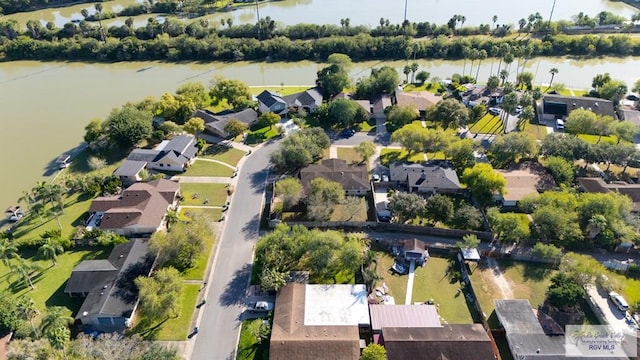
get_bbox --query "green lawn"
[0,248,110,321]
[154,284,201,341]
[183,160,234,177]
[426,151,446,160]
[337,147,364,165]
[356,119,376,133]
[329,203,369,222]
[374,253,473,324]
[249,86,310,96]
[245,125,280,145]
[403,82,444,94]
[237,319,270,360]
[64,147,125,177]
[379,148,425,166]
[520,122,549,141]
[180,210,218,281]
[199,144,246,167]
[10,193,94,244]
[469,113,504,134]
[577,133,618,145]
[469,260,557,328]
[180,183,228,206]
[411,256,474,324]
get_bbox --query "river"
[1,56,639,208]
[4,0,639,29]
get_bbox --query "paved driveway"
[585,285,634,332]
[190,141,278,360]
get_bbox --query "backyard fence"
[376,223,494,240]
[482,248,561,266]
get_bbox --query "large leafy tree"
[258,111,281,129]
[543,156,574,186]
[531,243,562,259]
[326,99,368,127]
[488,132,538,168]
[486,207,530,243]
[391,124,430,155]
[354,66,400,99]
[355,141,376,164]
[223,118,249,138]
[445,138,475,174]
[270,127,331,172]
[183,117,205,135]
[361,343,387,360]
[83,119,103,144]
[387,192,426,223]
[430,98,471,129]
[70,333,180,360]
[104,104,153,149]
[274,177,303,209]
[387,104,418,128]
[316,63,351,98]
[546,273,585,311]
[462,163,506,206]
[209,76,252,110]
[424,194,454,225]
[609,121,638,144]
[149,213,209,272]
[156,92,196,125]
[306,178,345,221]
[135,267,183,322]
[451,204,484,230]
[0,292,21,336]
[175,81,211,108]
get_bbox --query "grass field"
[469,260,557,327]
[10,193,94,243]
[245,125,280,145]
[337,147,364,165]
[150,284,201,341]
[520,122,550,141]
[357,119,376,133]
[200,144,246,167]
[374,253,473,324]
[577,133,618,145]
[379,148,425,166]
[180,183,228,206]
[469,113,504,134]
[237,319,270,360]
[0,247,110,321]
[249,86,310,96]
[183,160,234,177]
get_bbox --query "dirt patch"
[486,258,514,299]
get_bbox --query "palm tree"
[165,209,180,230]
[468,49,478,79]
[40,306,72,353]
[29,202,46,224]
[475,49,487,81]
[16,295,39,336]
[499,69,509,86]
[48,205,65,231]
[548,67,559,90]
[461,47,470,76]
[95,2,105,41]
[410,62,419,84]
[587,214,607,239]
[403,65,411,84]
[501,92,519,133]
[38,237,64,266]
[0,238,18,267]
[10,258,41,290]
[492,15,498,29]
[518,106,536,130]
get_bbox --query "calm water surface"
[5,0,638,29]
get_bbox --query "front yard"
[199,144,247,167]
[469,113,504,134]
[379,148,425,166]
[373,252,474,324]
[337,147,365,166]
[179,183,229,206]
[183,159,235,177]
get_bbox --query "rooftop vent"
[572,102,577,106]
[595,102,599,107]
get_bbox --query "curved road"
[191,141,278,360]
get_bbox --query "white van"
[555,119,565,130]
[609,292,629,312]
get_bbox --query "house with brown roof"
[578,177,640,212]
[389,161,462,194]
[393,91,442,119]
[381,324,498,360]
[270,283,370,360]
[64,239,153,333]
[495,162,557,207]
[87,179,180,236]
[299,159,370,196]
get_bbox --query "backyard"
[373,252,474,324]
[183,159,235,177]
[179,183,229,206]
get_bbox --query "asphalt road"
[190,141,277,360]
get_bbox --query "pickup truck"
[249,301,274,314]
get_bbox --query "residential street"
[189,141,277,360]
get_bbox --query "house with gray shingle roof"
[389,161,461,194]
[113,160,147,187]
[65,238,153,333]
[123,134,198,173]
[195,108,259,138]
[257,90,288,115]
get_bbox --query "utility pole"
[403,0,408,24]
[548,0,557,27]
[256,0,261,40]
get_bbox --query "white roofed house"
[125,134,198,173]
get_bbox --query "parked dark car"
[340,129,356,138]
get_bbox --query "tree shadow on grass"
[45,281,84,313]
[522,262,554,282]
[219,263,251,307]
[128,317,170,341]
